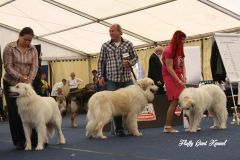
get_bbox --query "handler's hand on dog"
[179,80,186,87]
[123,60,130,68]
[20,76,29,83]
[98,79,105,86]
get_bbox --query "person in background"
[92,70,98,84]
[40,72,51,96]
[92,69,101,91]
[51,79,67,99]
[68,72,83,92]
[3,27,39,149]
[98,24,138,137]
[162,30,187,133]
[148,46,165,94]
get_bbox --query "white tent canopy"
[0,0,240,58]
[0,26,86,60]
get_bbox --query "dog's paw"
[25,145,32,151]
[133,132,143,136]
[86,135,93,139]
[35,145,44,151]
[217,126,227,129]
[185,128,189,132]
[189,129,197,133]
[59,138,66,144]
[71,124,78,128]
[86,132,93,139]
[98,135,107,139]
[210,125,218,129]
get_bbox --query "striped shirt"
[3,41,39,85]
[98,38,138,82]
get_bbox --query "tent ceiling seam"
[1,0,239,55]
[0,23,89,56]
[100,0,176,21]
[0,0,15,7]
[199,0,240,21]
[39,21,96,37]
[42,0,176,43]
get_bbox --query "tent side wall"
[90,38,214,81]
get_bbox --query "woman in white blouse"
[68,72,83,92]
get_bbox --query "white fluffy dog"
[86,78,158,139]
[10,83,66,150]
[179,84,228,132]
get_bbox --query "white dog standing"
[10,83,66,150]
[86,78,158,139]
[179,84,228,132]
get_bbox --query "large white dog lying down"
[86,78,158,139]
[179,84,228,132]
[10,83,66,150]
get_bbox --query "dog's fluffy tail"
[47,125,55,138]
[87,96,101,121]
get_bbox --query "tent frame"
[0,0,239,55]
[41,0,177,44]
[199,0,240,21]
[0,0,15,7]
[0,22,88,56]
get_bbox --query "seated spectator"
[40,72,51,96]
[51,79,67,99]
[68,72,84,92]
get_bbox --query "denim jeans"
[105,80,133,132]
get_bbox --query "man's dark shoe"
[44,143,48,147]
[15,142,25,150]
[115,130,126,137]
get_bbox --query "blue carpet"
[0,115,239,160]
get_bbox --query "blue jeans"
[106,80,133,132]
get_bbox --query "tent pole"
[199,0,240,21]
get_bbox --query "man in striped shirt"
[98,24,138,137]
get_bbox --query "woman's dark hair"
[19,27,34,36]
